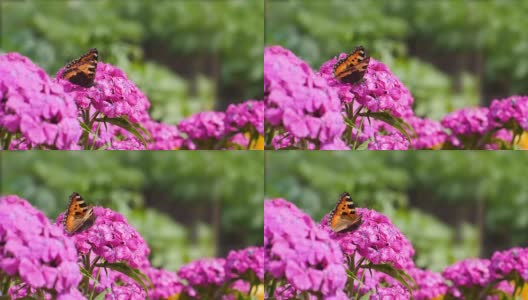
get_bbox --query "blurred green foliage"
[266,0,528,119]
[1,0,263,122]
[0,151,264,271]
[388,0,528,93]
[265,152,528,272]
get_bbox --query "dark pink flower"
[144,120,184,150]
[443,258,490,288]
[225,100,264,135]
[95,269,146,300]
[0,195,82,296]
[264,46,346,149]
[178,111,226,140]
[224,246,264,281]
[408,268,448,300]
[177,258,226,297]
[406,116,446,149]
[322,208,415,270]
[441,107,489,147]
[488,95,528,131]
[489,247,528,282]
[90,119,183,150]
[319,54,414,118]
[56,63,150,123]
[0,53,82,149]
[367,131,410,150]
[355,269,410,300]
[265,199,347,297]
[56,207,150,268]
[143,267,182,299]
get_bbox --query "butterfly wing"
[328,192,362,233]
[64,192,95,234]
[62,48,98,87]
[333,46,370,84]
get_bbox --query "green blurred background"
[266,0,528,120]
[0,0,263,123]
[0,151,264,271]
[265,151,528,272]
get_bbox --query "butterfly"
[63,192,96,234]
[61,48,98,87]
[333,46,370,84]
[328,192,363,233]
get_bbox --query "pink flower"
[225,100,264,135]
[443,258,490,288]
[264,46,346,149]
[90,119,183,150]
[488,95,528,131]
[265,199,347,297]
[367,131,410,150]
[355,269,410,300]
[0,195,82,296]
[177,258,226,297]
[144,267,182,299]
[178,111,226,140]
[322,208,415,270]
[489,247,528,282]
[224,246,264,281]
[56,63,150,123]
[56,207,150,268]
[0,53,82,149]
[442,107,489,136]
[319,54,414,118]
[95,269,146,300]
[408,268,447,300]
[406,116,446,149]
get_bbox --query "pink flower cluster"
[56,207,151,268]
[1,194,263,299]
[319,54,414,118]
[489,247,528,281]
[224,246,264,281]
[264,46,528,150]
[0,53,82,150]
[0,52,263,150]
[264,46,347,150]
[0,195,83,298]
[177,257,226,297]
[177,100,264,150]
[264,199,348,299]
[264,198,528,299]
[442,258,514,298]
[57,62,150,123]
[322,208,415,270]
[175,246,264,298]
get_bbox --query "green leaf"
[95,262,152,294]
[361,263,416,296]
[343,116,356,128]
[94,116,150,149]
[355,140,370,150]
[93,289,109,300]
[79,121,94,134]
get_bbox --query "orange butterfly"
[328,192,362,233]
[333,46,370,84]
[62,48,98,87]
[63,192,96,234]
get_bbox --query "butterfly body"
[333,46,370,84]
[328,192,362,233]
[62,48,98,87]
[64,192,96,234]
